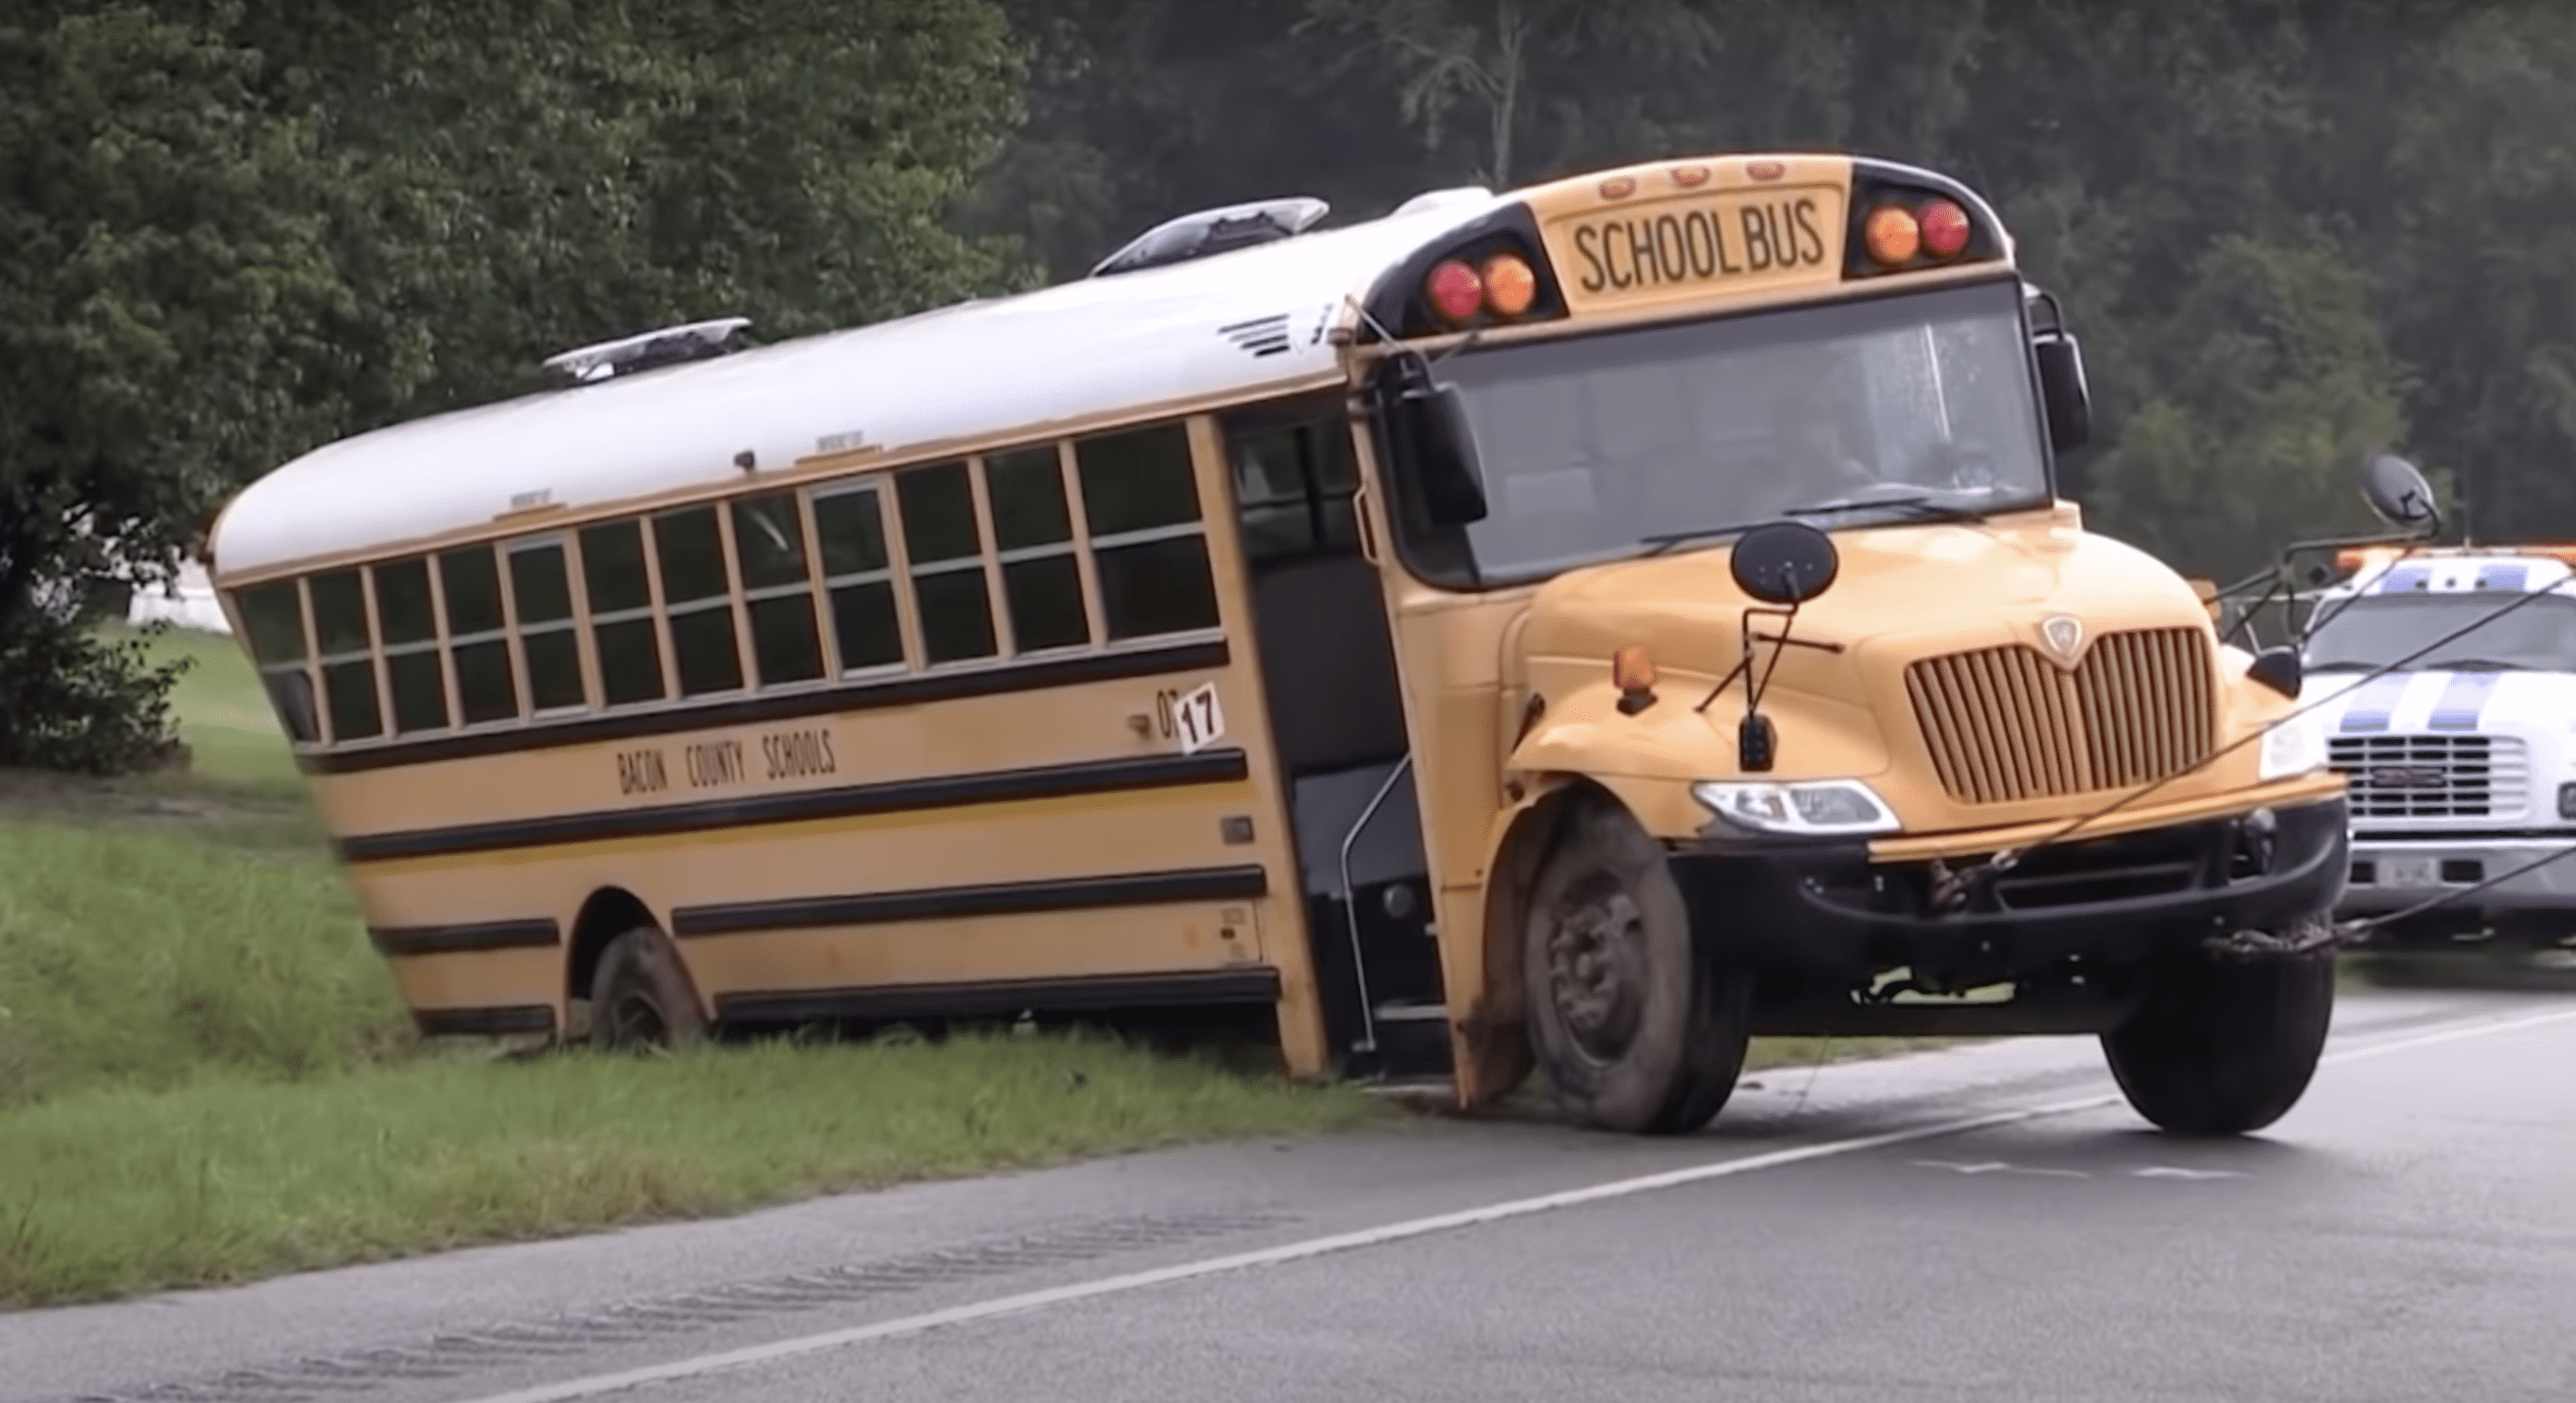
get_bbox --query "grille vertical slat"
[1908,628,2218,805]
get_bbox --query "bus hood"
[1504,507,2243,833]
[1514,507,2207,681]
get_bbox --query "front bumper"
[1669,795,2349,978]
[2338,832,2576,941]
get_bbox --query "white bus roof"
[210,193,1513,578]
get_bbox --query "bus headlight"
[2256,711,2327,781]
[1693,778,1901,836]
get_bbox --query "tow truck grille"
[1906,627,2217,805]
[2328,733,2525,819]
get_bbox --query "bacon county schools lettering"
[1569,195,1830,295]
[614,728,838,795]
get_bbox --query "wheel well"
[567,887,658,1006]
[1458,777,1612,1104]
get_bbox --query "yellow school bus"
[208,153,2354,1138]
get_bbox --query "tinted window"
[1003,556,1089,651]
[310,570,370,654]
[654,506,728,604]
[580,520,652,615]
[595,618,664,705]
[322,660,381,741]
[264,670,318,744]
[510,539,583,712]
[986,447,1072,551]
[670,608,743,696]
[1098,537,1222,640]
[236,582,306,664]
[526,631,586,711]
[510,543,575,623]
[440,547,506,636]
[1078,425,1201,537]
[830,581,904,671]
[916,570,997,663]
[897,462,981,562]
[455,639,516,724]
[732,494,811,590]
[813,488,890,576]
[373,559,437,647]
[1230,416,1363,566]
[749,596,825,684]
[387,651,447,733]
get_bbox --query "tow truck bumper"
[2339,833,2576,947]
[1668,795,2351,978]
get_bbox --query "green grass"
[0,623,1381,1308]
[0,622,1969,1308]
[0,1033,1375,1307]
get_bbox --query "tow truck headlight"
[1693,778,1901,836]
[2256,711,2327,781]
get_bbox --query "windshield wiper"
[1784,494,1983,525]
[1637,522,1755,557]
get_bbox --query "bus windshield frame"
[1372,275,2058,591]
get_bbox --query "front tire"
[2102,916,2336,1136]
[590,927,710,1050]
[1522,799,1752,1135]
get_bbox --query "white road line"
[456,1006,2576,1403]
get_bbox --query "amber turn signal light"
[1481,254,1538,317]
[1864,205,1920,266]
[1612,644,1660,714]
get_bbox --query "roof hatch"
[1088,197,1330,279]
[544,316,751,385]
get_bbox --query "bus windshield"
[2305,590,2576,672]
[1406,277,2051,584]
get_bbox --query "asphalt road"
[9,986,2572,1403]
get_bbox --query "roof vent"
[544,316,751,385]
[1391,186,1493,217]
[1089,197,1330,280]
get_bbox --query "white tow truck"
[2300,544,2576,958]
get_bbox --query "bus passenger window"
[731,493,824,686]
[373,558,448,734]
[896,462,997,663]
[653,506,744,696]
[985,446,1089,653]
[234,579,318,744]
[507,540,587,712]
[813,486,904,672]
[579,519,667,706]
[438,546,518,724]
[308,568,383,742]
[1077,425,1221,640]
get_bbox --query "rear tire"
[2102,917,2336,1136]
[1522,799,1751,1135]
[590,927,710,1050]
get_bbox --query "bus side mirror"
[2033,328,2092,457]
[1393,378,1489,527]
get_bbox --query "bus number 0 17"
[1157,683,1226,754]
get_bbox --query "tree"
[2087,236,2412,577]
[0,0,1030,773]
[2386,6,2576,541]
[0,5,355,773]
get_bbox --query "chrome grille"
[2328,733,2527,819]
[1906,627,2218,805]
